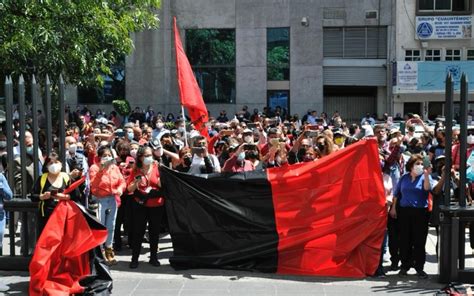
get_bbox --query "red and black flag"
[160,139,387,278]
[29,200,112,296]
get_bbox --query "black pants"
[398,207,429,271]
[387,216,400,266]
[130,199,164,261]
[114,195,130,249]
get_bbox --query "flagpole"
[181,105,188,147]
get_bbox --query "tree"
[0,0,161,87]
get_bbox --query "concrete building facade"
[69,0,396,121]
[123,0,397,121]
[394,0,474,119]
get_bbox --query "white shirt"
[188,154,221,175]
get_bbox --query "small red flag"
[173,17,209,139]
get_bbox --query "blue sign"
[417,22,433,39]
[417,62,474,91]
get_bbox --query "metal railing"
[0,75,67,270]
[439,73,474,283]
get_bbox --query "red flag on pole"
[173,17,209,138]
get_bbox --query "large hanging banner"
[161,139,387,278]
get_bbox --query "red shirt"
[126,162,164,207]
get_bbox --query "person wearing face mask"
[152,117,169,140]
[222,143,255,173]
[452,130,474,170]
[390,154,435,279]
[175,147,193,172]
[126,146,165,269]
[333,130,346,151]
[31,152,77,234]
[89,146,126,266]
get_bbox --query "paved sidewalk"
[1,228,472,295]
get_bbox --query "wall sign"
[416,16,472,39]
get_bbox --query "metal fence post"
[58,75,66,167]
[44,75,52,155]
[18,76,28,198]
[444,73,453,207]
[31,75,40,182]
[4,76,14,191]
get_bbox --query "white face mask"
[101,156,113,164]
[130,149,137,159]
[48,163,62,174]
[243,136,253,144]
[413,164,424,176]
[143,156,154,166]
[468,135,474,145]
[68,144,77,154]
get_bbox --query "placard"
[416,16,472,39]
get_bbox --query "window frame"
[467,49,474,60]
[405,49,422,61]
[424,49,442,61]
[267,27,291,82]
[445,48,462,60]
[417,0,472,15]
[185,28,236,104]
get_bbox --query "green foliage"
[0,0,161,87]
[267,46,289,81]
[112,99,131,116]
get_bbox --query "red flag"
[29,201,108,296]
[173,17,209,138]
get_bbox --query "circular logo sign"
[417,22,433,39]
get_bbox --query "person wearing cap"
[222,142,255,173]
[333,130,346,150]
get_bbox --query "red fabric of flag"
[173,17,209,138]
[268,139,387,277]
[29,201,108,296]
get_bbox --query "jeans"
[98,196,117,248]
[0,212,4,250]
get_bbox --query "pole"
[181,105,188,147]
[444,73,453,207]
[44,75,52,154]
[31,75,40,182]
[4,77,14,190]
[58,75,66,168]
[459,74,468,207]
[18,75,28,198]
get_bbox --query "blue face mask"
[128,132,134,141]
[237,151,246,161]
[26,146,34,155]
[76,149,84,155]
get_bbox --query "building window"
[418,0,471,13]
[186,29,236,104]
[446,49,462,60]
[323,27,387,59]
[425,49,442,61]
[267,28,290,81]
[405,49,421,61]
[467,49,474,60]
[267,90,290,115]
[78,60,125,104]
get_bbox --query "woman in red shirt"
[89,146,126,265]
[126,146,165,269]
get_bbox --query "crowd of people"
[0,104,473,276]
